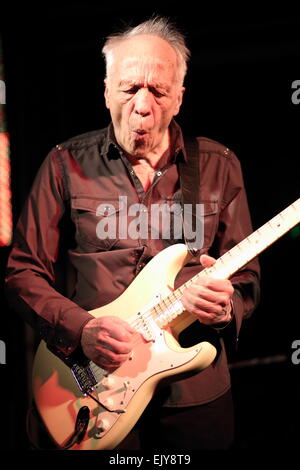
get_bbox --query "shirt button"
[156,171,162,177]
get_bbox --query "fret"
[150,198,300,329]
[172,289,183,301]
[155,297,184,328]
[151,303,163,319]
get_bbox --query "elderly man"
[5,17,260,450]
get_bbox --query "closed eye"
[123,85,140,94]
[122,85,166,98]
[150,87,165,98]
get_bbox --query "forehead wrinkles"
[118,56,175,86]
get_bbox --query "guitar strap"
[178,136,201,256]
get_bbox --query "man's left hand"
[181,254,234,326]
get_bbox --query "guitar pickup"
[71,362,97,394]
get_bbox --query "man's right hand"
[81,316,135,371]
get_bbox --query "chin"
[130,141,149,156]
[131,148,148,158]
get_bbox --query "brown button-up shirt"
[5,119,260,406]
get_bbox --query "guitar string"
[93,210,297,366]
[124,203,300,334]
[90,203,300,375]
[119,207,297,345]
[124,289,186,348]
[127,285,186,331]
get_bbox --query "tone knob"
[103,397,115,409]
[102,376,115,389]
[98,418,110,432]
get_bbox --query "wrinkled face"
[104,35,185,158]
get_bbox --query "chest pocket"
[71,197,123,251]
[160,197,219,252]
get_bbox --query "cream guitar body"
[32,197,300,450]
[32,243,216,450]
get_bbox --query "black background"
[0,2,300,453]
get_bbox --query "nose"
[134,88,152,117]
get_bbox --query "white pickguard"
[86,315,201,439]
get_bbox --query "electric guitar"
[32,198,300,450]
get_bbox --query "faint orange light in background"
[0,131,12,246]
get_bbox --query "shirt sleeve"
[5,148,93,356]
[174,148,260,342]
[215,150,260,336]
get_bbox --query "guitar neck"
[200,197,300,281]
[154,198,300,328]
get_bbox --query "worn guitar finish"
[32,198,300,450]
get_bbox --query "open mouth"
[133,129,147,136]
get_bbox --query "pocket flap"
[201,201,218,216]
[71,197,121,216]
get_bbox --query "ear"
[104,79,110,109]
[173,86,185,117]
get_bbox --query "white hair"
[102,16,190,85]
